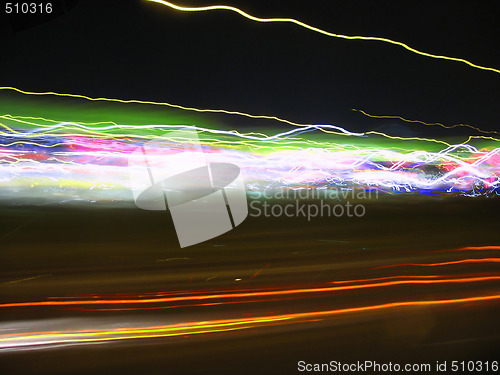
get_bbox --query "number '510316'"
[5,2,53,14]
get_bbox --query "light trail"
[376,258,500,269]
[1,293,499,348]
[146,0,500,75]
[0,86,319,130]
[4,114,499,162]
[1,140,499,196]
[247,264,270,280]
[436,245,500,253]
[1,88,499,198]
[1,275,499,309]
[352,109,500,135]
[1,116,364,139]
[3,87,499,147]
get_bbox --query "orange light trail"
[375,258,500,269]
[1,275,499,309]
[446,246,500,252]
[1,293,499,348]
[248,264,270,280]
[330,274,447,284]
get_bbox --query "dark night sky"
[1,0,499,135]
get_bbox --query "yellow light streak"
[146,0,500,75]
[353,109,500,135]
